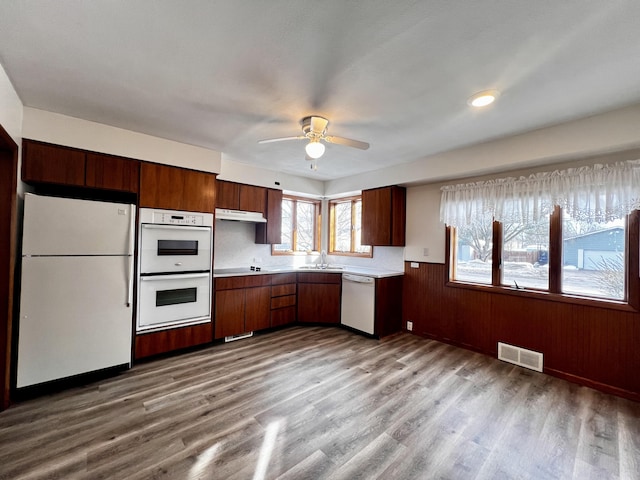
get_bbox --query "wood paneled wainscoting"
[403,261,640,401]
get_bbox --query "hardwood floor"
[1,326,639,479]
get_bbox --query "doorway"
[0,123,18,411]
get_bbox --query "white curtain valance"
[440,160,640,227]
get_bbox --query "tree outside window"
[329,197,372,257]
[273,196,320,254]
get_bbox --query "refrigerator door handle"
[126,204,136,307]
[126,255,134,307]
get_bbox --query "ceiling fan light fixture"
[305,139,325,159]
[468,89,500,108]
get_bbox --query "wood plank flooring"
[1,326,639,479]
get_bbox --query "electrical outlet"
[410,262,419,268]
[407,321,413,331]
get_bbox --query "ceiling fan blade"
[324,135,370,150]
[310,116,329,135]
[257,136,305,144]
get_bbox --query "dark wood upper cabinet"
[255,188,282,244]
[85,153,139,193]
[361,185,406,246]
[216,180,240,210]
[216,180,267,214]
[22,139,86,187]
[139,162,216,212]
[239,184,266,213]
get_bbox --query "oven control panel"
[139,208,214,228]
[155,212,201,226]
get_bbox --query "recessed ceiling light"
[468,90,500,108]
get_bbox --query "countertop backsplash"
[214,219,404,271]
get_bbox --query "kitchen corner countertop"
[213,265,404,279]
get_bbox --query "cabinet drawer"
[297,272,342,284]
[271,294,296,309]
[271,283,296,297]
[215,275,271,290]
[271,306,296,327]
[271,273,296,285]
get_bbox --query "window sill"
[445,280,639,313]
[329,251,373,258]
[271,250,319,257]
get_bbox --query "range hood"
[215,208,267,223]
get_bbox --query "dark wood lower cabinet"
[134,323,213,360]
[214,289,245,338]
[271,306,296,327]
[297,282,341,324]
[270,273,296,327]
[214,276,271,339]
[244,286,271,332]
[375,276,404,337]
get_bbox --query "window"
[501,214,550,290]
[329,197,372,256]
[273,196,320,254]
[448,209,637,303]
[441,160,640,305]
[562,212,626,300]
[451,213,493,284]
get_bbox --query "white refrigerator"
[17,194,136,388]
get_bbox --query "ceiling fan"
[258,116,369,160]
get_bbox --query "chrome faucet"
[318,250,328,269]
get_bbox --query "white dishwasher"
[341,273,376,335]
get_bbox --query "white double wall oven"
[137,208,214,333]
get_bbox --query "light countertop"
[213,265,404,279]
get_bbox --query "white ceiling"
[1,1,640,181]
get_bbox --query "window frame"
[446,208,639,311]
[329,195,373,257]
[271,195,321,255]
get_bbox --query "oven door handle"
[141,224,212,232]
[140,273,211,281]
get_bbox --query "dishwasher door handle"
[343,274,375,284]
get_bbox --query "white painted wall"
[0,63,23,144]
[218,156,324,197]
[405,184,446,263]
[22,107,222,173]
[325,103,640,196]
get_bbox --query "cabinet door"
[297,283,341,324]
[214,289,245,339]
[140,163,215,212]
[216,180,240,210]
[271,306,296,327]
[361,186,406,246]
[244,286,271,332]
[361,187,391,246]
[239,184,266,213]
[255,188,282,244]
[22,140,85,186]
[86,153,139,192]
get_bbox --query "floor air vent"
[498,342,543,372]
[225,332,253,343]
